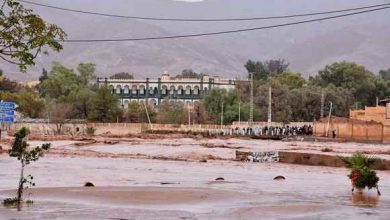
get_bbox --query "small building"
[350,99,390,126]
[97,72,236,108]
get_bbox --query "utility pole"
[325,101,333,137]
[249,72,254,125]
[267,86,272,127]
[320,88,325,119]
[188,105,191,126]
[238,100,241,125]
[376,97,379,107]
[221,101,224,130]
[143,101,152,130]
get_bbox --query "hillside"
[1,0,389,80]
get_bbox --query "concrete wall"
[314,117,389,143]
[232,121,313,127]
[236,151,390,170]
[10,123,87,136]
[87,123,144,135]
[8,123,234,136]
[350,106,389,126]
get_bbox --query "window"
[193,86,199,95]
[177,86,183,95]
[132,85,137,94]
[139,85,145,95]
[185,86,191,95]
[116,85,121,94]
[170,86,175,95]
[124,86,129,94]
[162,85,168,95]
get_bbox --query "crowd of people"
[225,125,314,137]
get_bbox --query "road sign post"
[0,101,17,142]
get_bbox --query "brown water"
[1,138,390,219]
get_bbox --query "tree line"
[0,60,389,125]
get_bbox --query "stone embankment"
[236,150,390,170]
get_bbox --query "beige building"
[97,72,236,108]
[350,101,390,126]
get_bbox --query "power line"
[18,0,390,22]
[59,6,390,42]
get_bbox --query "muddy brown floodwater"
[1,138,390,219]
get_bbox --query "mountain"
[1,0,389,81]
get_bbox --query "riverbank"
[1,156,390,219]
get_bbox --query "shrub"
[86,127,96,136]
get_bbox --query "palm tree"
[339,152,380,195]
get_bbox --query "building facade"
[350,100,390,126]
[97,72,236,108]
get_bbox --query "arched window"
[177,86,183,95]
[116,85,121,94]
[131,85,137,95]
[124,85,130,94]
[193,86,199,95]
[170,85,175,95]
[161,85,168,95]
[139,85,145,95]
[124,100,130,109]
[185,86,191,95]
[109,85,114,94]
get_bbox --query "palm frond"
[339,151,378,169]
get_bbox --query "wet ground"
[1,138,390,219]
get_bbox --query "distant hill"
[1,0,389,81]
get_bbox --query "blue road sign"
[0,110,16,116]
[0,117,16,122]
[0,102,17,109]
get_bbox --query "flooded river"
[1,138,390,219]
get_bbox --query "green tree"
[379,69,390,81]
[202,88,227,123]
[38,68,48,83]
[156,101,186,124]
[202,88,247,124]
[6,127,50,205]
[175,69,202,79]
[0,74,21,92]
[109,72,134,79]
[191,102,209,124]
[127,101,142,123]
[0,90,18,101]
[245,60,270,80]
[253,82,292,122]
[0,89,45,118]
[77,63,96,86]
[68,88,95,119]
[0,0,65,71]
[273,71,306,89]
[88,85,121,122]
[310,62,378,106]
[265,59,289,75]
[48,102,73,134]
[39,62,80,101]
[16,89,45,118]
[245,59,289,80]
[289,85,322,121]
